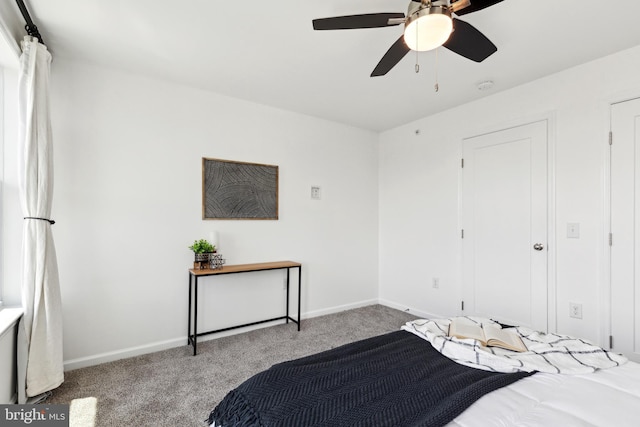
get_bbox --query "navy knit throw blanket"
[208,330,533,427]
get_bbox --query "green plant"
[188,239,215,254]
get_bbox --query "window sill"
[0,307,23,338]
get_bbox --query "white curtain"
[17,36,64,399]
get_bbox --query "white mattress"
[447,360,640,426]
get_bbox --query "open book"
[448,319,527,352]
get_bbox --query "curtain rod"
[15,0,45,46]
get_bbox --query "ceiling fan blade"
[454,0,504,16]
[371,36,411,77]
[443,18,497,62]
[313,13,405,30]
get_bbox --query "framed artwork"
[202,157,279,220]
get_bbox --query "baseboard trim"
[64,337,187,371]
[377,299,442,319]
[303,299,379,319]
[63,298,381,371]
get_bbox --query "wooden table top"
[189,260,301,276]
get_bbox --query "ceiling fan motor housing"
[404,2,453,51]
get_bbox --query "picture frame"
[202,157,279,220]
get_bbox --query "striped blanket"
[402,317,627,374]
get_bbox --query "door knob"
[533,243,544,251]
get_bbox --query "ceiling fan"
[312,0,503,77]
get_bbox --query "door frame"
[457,113,557,333]
[603,90,640,350]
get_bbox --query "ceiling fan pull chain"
[415,16,420,73]
[434,48,440,92]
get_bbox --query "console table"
[187,260,302,355]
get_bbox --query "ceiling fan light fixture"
[404,6,453,52]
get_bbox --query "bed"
[448,362,640,426]
[207,317,640,427]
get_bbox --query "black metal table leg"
[193,276,198,356]
[298,266,301,331]
[188,273,192,345]
[286,268,290,323]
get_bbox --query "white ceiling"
[8,0,640,131]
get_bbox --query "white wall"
[379,44,640,345]
[1,59,380,366]
[6,43,640,368]
[2,67,20,307]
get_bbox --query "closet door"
[461,120,549,331]
[610,98,640,362]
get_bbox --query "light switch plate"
[311,186,321,200]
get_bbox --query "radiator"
[0,308,22,404]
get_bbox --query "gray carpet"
[46,305,418,426]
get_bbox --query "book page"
[484,327,527,352]
[448,319,486,344]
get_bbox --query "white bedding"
[402,317,640,426]
[402,317,627,374]
[447,361,640,426]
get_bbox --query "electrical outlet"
[569,302,582,319]
[432,278,439,289]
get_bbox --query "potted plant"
[188,239,216,263]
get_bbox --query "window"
[0,66,4,307]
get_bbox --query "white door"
[610,98,640,362]
[462,120,548,331]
